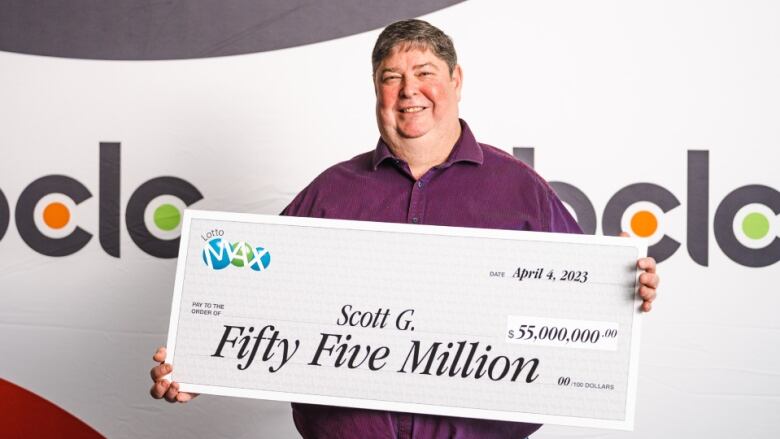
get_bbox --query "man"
[150,19,659,438]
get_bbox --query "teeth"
[402,107,424,113]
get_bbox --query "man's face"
[374,45,462,145]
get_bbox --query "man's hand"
[637,256,658,312]
[619,232,659,312]
[149,346,199,403]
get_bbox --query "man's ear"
[452,64,463,101]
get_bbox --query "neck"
[387,120,462,180]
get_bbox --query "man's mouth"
[400,106,426,113]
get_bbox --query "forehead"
[378,43,447,69]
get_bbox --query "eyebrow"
[379,62,439,76]
[412,62,437,70]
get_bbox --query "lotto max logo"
[201,238,271,271]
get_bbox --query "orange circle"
[630,210,658,237]
[43,202,70,229]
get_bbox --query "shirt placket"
[406,174,431,224]
[397,413,413,439]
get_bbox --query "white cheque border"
[165,209,646,431]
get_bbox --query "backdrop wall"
[1,1,778,438]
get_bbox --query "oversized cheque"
[166,210,645,430]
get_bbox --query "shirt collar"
[371,119,484,171]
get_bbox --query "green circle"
[153,204,181,231]
[230,242,252,267]
[742,212,770,240]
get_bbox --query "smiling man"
[150,19,659,439]
[374,30,463,181]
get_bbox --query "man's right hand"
[149,346,199,403]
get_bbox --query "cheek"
[377,87,398,110]
[421,84,445,106]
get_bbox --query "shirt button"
[417,181,424,188]
[412,217,419,224]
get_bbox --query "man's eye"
[383,76,401,82]
[419,71,434,77]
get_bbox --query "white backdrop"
[1,1,778,437]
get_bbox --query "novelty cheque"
[165,210,646,430]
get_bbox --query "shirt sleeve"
[280,183,320,218]
[545,186,583,234]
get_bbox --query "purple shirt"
[282,120,581,439]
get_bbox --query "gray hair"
[371,19,457,76]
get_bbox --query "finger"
[637,257,657,273]
[153,346,167,363]
[641,301,653,312]
[150,363,172,381]
[639,272,660,289]
[639,285,657,302]
[176,391,199,403]
[150,379,170,399]
[619,232,629,238]
[164,381,179,403]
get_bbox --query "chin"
[397,124,433,139]
[399,131,427,139]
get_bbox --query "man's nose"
[399,77,419,98]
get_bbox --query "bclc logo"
[514,148,779,267]
[201,230,271,271]
[0,143,202,258]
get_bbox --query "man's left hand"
[620,232,659,312]
[636,257,658,312]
